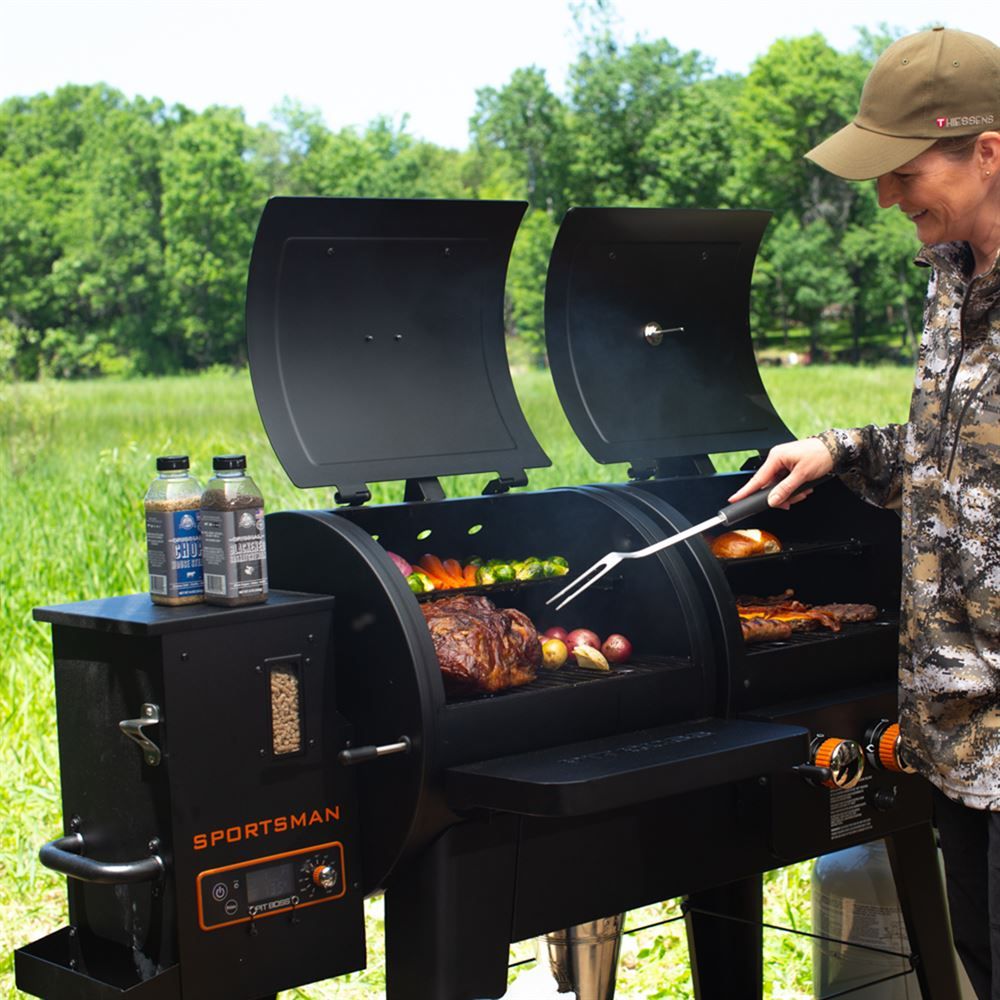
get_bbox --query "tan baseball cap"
[806,27,1000,180]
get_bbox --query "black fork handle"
[718,475,834,528]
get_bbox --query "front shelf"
[445,717,809,817]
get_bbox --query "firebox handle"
[338,736,412,766]
[39,833,165,884]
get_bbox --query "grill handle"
[339,736,412,766]
[39,833,165,885]
[719,475,834,526]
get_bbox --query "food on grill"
[387,551,413,576]
[601,633,633,663]
[573,645,610,671]
[541,637,569,669]
[565,628,601,653]
[740,617,793,643]
[420,594,541,693]
[710,529,782,559]
[735,592,879,642]
[543,626,568,641]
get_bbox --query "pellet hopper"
[15,197,961,1000]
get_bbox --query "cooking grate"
[743,618,896,655]
[447,654,690,703]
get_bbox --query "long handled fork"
[546,478,830,611]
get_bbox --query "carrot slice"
[443,558,466,587]
[418,554,454,588]
[463,564,478,586]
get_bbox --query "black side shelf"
[445,717,809,818]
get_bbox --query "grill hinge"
[628,455,715,481]
[404,477,445,503]
[334,484,372,506]
[482,470,529,495]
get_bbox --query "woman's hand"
[728,438,835,509]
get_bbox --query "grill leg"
[884,821,963,1000]
[685,874,763,1000]
[384,816,520,1000]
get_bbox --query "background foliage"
[0,14,927,379]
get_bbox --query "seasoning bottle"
[199,455,268,606]
[144,455,204,606]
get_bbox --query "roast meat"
[420,594,541,694]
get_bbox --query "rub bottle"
[144,455,204,605]
[200,455,268,606]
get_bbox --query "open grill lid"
[545,207,791,474]
[246,197,550,503]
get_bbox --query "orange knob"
[811,736,865,789]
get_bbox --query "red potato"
[565,628,601,653]
[543,626,568,641]
[601,633,633,664]
[386,551,413,577]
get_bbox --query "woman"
[730,26,1000,1000]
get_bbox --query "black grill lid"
[545,207,791,471]
[246,197,550,500]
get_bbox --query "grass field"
[0,363,915,1000]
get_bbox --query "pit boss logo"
[193,805,341,851]
[936,113,995,127]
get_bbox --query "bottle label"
[200,508,268,598]
[146,509,204,597]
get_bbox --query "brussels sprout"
[475,565,498,586]
[406,571,435,594]
[466,556,484,567]
[548,555,569,569]
[515,561,546,581]
[542,559,569,578]
[492,563,517,584]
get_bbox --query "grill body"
[16,199,962,1000]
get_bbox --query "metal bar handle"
[39,832,165,884]
[339,736,412,766]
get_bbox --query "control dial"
[810,735,865,790]
[312,864,338,890]
[865,720,917,774]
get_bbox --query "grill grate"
[743,617,896,655]
[447,654,691,703]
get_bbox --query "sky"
[4,1,1000,150]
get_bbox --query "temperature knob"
[865,720,917,774]
[809,736,865,790]
[312,865,338,891]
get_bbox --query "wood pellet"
[270,667,302,754]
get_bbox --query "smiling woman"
[730,26,1000,1000]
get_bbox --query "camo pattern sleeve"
[814,425,905,509]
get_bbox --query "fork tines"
[545,561,615,611]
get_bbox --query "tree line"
[0,16,927,379]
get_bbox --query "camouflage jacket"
[817,241,1000,810]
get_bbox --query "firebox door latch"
[119,703,163,766]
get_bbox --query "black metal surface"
[245,197,549,496]
[445,717,809,817]
[545,207,790,467]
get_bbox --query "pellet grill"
[15,198,961,1000]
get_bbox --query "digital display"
[246,862,294,904]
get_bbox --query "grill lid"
[545,207,791,473]
[246,197,550,501]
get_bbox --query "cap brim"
[805,122,937,180]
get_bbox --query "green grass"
[0,364,914,999]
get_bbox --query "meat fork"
[546,478,831,611]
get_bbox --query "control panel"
[196,841,346,931]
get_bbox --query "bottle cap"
[156,455,189,471]
[213,454,247,471]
